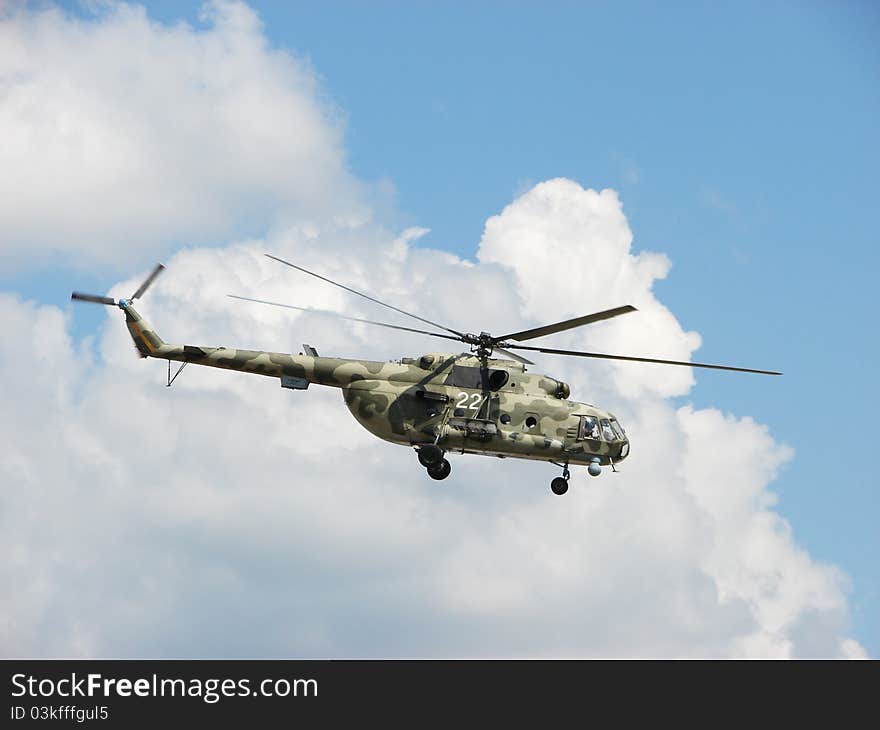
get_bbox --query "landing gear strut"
[550,463,570,496]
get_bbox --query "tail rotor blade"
[131,263,165,301]
[71,292,116,306]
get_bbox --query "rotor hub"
[462,331,499,359]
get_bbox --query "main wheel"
[418,444,443,467]
[427,459,451,481]
[550,477,569,496]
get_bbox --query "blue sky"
[5,1,878,655]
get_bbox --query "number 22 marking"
[456,392,484,413]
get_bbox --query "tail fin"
[122,303,165,358]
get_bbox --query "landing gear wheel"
[427,459,451,481]
[418,444,443,467]
[550,476,569,496]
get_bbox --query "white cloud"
[0,203,864,657]
[478,179,700,399]
[0,0,361,270]
[0,2,864,658]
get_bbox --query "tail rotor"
[71,263,165,308]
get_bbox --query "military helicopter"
[72,255,781,495]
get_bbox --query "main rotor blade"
[265,254,466,338]
[497,305,638,342]
[507,344,782,375]
[492,346,534,365]
[131,263,165,300]
[228,295,463,343]
[71,292,116,306]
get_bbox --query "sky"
[0,0,877,657]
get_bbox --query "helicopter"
[72,255,781,495]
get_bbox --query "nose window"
[610,419,625,440]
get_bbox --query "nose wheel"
[550,463,571,495]
[417,444,443,468]
[417,445,451,481]
[427,459,452,480]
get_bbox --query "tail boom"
[122,303,389,388]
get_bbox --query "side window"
[445,365,509,391]
[446,365,483,389]
[579,415,599,440]
[600,418,615,441]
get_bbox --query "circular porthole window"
[525,416,538,429]
[500,413,511,424]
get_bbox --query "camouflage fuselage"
[124,304,630,467]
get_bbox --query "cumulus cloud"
[0,0,361,269]
[0,199,864,658]
[0,2,865,658]
[478,180,700,399]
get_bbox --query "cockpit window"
[600,418,615,441]
[579,415,599,440]
[610,419,625,440]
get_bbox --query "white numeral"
[456,392,484,413]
